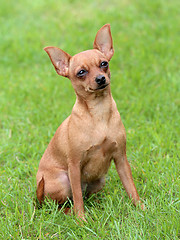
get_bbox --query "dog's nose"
[95,75,106,86]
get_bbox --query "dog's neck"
[73,88,113,122]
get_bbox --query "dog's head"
[44,24,114,97]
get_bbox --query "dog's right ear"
[44,47,71,77]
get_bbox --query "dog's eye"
[100,61,108,68]
[77,69,87,77]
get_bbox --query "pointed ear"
[93,24,114,61]
[44,47,71,77]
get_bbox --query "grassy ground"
[0,0,179,239]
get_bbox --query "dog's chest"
[81,135,117,182]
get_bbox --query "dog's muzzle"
[95,75,109,90]
[95,75,106,86]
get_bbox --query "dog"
[36,24,141,220]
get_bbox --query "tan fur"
[36,24,141,220]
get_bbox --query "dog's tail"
[36,176,44,205]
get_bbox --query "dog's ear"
[44,47,71,77]
[93,24,114,61]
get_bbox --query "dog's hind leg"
[36,176,45,205]
[37,170,71,205]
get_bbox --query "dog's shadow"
[35,190,105,215]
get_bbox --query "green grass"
[0,0,179,239]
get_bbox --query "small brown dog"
[36,24,141,220]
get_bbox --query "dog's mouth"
[96,83,109,90]
[87,83,109,93]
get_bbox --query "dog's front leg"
[68,161,85,220]
[114,153,140,206]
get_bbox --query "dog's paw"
[77,214,87,224]
[141,203,145,210]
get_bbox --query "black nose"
[95,75,106,86]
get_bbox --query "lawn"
[0,0,179,239]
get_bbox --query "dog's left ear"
[93,24,114,61]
